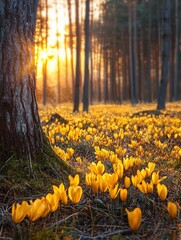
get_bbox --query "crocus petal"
[167,201,177,218]
[126,207,142,231]
[12,201,30,224]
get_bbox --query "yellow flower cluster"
[12,174,82,224]
[85,156,178,230]
[53,146,74,161]
[12,103,180,230]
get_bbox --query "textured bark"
[89,0,94,105]
[157,0,171,109]
[128,1,134,104]
[42,0,48,105]
[83,0,90,112]
[132,0,139,103]
[173,0,178,100]
[67,0,75,101]
[0,0,43,159]
[147,0,152,102]
[55,0,61,104]
[73,0,81,112]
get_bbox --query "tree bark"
[157,0,171,109]
[128,0,134,104]
[132,0,139,103]
[0,0,43,159]
[83,0,90,112]
[174,0,178,100]
[73,0,81,112]
[67,0,75,101]
[55,0,61,104]
[43,0,48,105]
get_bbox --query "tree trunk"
[174,0,178,100]
[55,0,61,104]
[83,0,90,112]
[147,0,152,102]
[73,0,81,112]
[89,0,94,104]
[128,0,134,104]
[43,0,48,105]
[132,0,139,103]
[67,0,75,101]
[0,0,43,159]
[157,0,171,109]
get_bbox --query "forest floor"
[1,102,181,240]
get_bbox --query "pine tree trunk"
[0,0,43,159]
[55,0,61,104]
[83,0,90,112]
[73,0,81,112]
[157,0,171,109]
[67,0,75,101]
[174,0,178,100]
[132,0,139,103]
[128,1,134,104]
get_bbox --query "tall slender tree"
[83,0,90,112]
[73,0,81,112]
[55,0,61,104]
[43,0,49,105]
[67,0,75,100]
[174,0,178,100]
[128,0,134,104]
[157,0,171,109]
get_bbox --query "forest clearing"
[0,0,181,239]
[1,102,181,239]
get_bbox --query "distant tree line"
[35,0,181,110]
[91,0,180,106]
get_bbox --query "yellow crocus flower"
[109,184,119,199]
[68,185,83,204]
[46,193,59,212]
[108,173,118,187]
[88,162,97,174]
[140,169,147,179]
[85,173,96,187]
[147,181,154,193]
[157,183,168,201]
[167,201,177,218]
[88,161,105,175]
[91,179,99,194]
[120,188,128,202]
[124,176,131,189]
[123,159,130,170]
[67,148,74,158]
[12,201,30,224]
[126,207,142,231]
[131,174,142,188]
[76,157,82,164]
[28,197,50,222]
[137,180,147,194]
[136,170,143,181]
[53,183,68,205]
[109,154,118,163]
[146,162,155,177]
[113,162,124,179]
[69,174,80,186]
[98,173,109,192]
[134,157,142,166]
[97,161,105,175]
[152,171,167,185]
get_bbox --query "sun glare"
[35,1,71,88]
